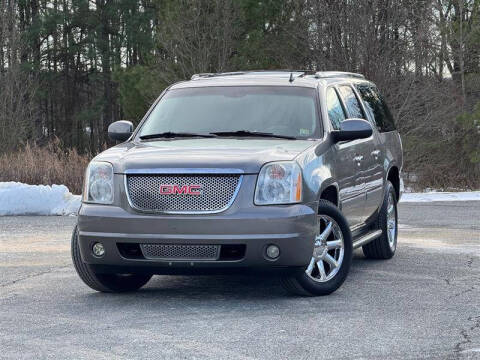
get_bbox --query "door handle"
[371,150,380,157]
[353,155,364,163]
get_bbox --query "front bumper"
[77,202,317,275]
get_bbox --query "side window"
[356,83,396,132]
[326,87,346,130]
[338,85,364,119]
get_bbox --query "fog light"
[266,245,280,259]
[92,242,105,257]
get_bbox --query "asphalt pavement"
[1,202,479,359]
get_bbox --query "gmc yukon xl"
[72,71,403,296]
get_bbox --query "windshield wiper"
[210,130,296,140]
[139,132,217,140]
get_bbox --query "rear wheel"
[362,181,398,259]
[281,200,353,296]
[71,226,152,292]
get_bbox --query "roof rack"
[314,71,365,79]
[190,70,365,81]
[190,70,313,80]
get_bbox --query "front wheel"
[71,226,152,292]
[281,200,353,296]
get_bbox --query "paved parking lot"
[1,202,479,359]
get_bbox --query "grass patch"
[0,141,91,194]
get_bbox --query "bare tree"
[156,0,243,81]
[0,1,38,153]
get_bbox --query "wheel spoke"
[316,260,327,280]
[326,239,342,250]
[323,253,339,268]
[320,221,333,241]
[387,204,394,215]
[305,257,315,275]
[388,219,395,229]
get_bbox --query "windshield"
[137,86,321,139]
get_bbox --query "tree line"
[0,0,479,188]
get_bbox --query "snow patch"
[400,191,480,203]
[0,182,81,216]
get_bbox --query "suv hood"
[95,138,316,174]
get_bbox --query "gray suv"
[72,71,403,296]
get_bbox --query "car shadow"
[78,251,380,305]
[146,274,287,298]
[82,274,291,304]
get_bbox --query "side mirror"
[332,119,373,142]
[108,120,133,142]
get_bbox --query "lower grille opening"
[117,243,144,259]
[141,244,220,261]
[219,244,246,261]
[118,243,246,261]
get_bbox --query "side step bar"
[352,230,382,249]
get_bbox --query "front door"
[338,84,383,221]
[351,84,387,218]
[326,86,366,227]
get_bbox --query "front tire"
[71,226,152,292]
[362,181,398,259]
[281,200,353,296]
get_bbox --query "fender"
[296,138,339,208]
[385,163,401,201]
[317,179,340,208]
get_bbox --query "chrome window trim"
[124,174,243,215]
[122,168,244,175]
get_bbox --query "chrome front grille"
[126,174,241,213]
[140,244,220,260]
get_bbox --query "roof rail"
[314,71,365,79]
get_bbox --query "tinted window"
[139,86,320,139]
[356,84,396,132]
[338,85,364,119]
[326,87,346,130]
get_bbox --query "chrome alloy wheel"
[387,192,397,250]
[306,215,345,282]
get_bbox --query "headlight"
[254,161,303,205]
[83,161,114,204]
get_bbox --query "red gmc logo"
[159,184,203,196]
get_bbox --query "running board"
[352,230,382,249]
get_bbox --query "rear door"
[326,86,365,226]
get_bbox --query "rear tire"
[362,181,398,259]
[281,200,353,296]
[71,226,152,292]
